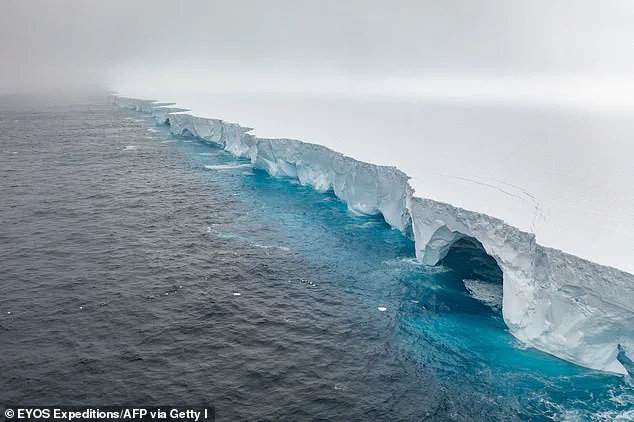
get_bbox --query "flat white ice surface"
[116,89,633,275]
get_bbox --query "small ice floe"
[334,383,348,391]
[203,164,251,170]
[147,128,159,133]
[198,152,222,157]
[411,300,419,304]
[79,306,83,310]
[233,292,241,296]
[377,307,387,312]
[7,311,11,315]
[123,145,138,151]
[463,279,503,310]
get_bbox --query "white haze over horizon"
[2,0,634,106]
[2,0,633,272]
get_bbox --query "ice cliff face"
[111,95,634,375]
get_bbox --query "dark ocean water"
[0,97,632,421]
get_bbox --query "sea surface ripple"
[0,97,631,421]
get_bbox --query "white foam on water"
[123,145,138,151]
[198,151,223,157]
[208,229,243,240]
[358,221,383,228]
[252,243,291,252]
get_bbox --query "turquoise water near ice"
[156,115,633,421]
[0,98,631,421]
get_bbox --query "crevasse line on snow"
[110,95,634,376]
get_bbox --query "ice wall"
[151,106,189,125]
[110,95,634,375]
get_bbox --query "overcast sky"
[2,1,633,271]
[2,0,634,106]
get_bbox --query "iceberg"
[110,94,634,375]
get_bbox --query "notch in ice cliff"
[110,95,634,375]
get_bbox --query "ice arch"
[436,236,504,284]
[408,197,537,334]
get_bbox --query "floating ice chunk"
[203,164,251,170]
[377,307,387,312]
[233,292,241,296]
[463,279,503,310]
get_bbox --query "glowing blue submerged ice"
[111,95,634,377]
[114,98,634,419]
[159,129,633,420]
